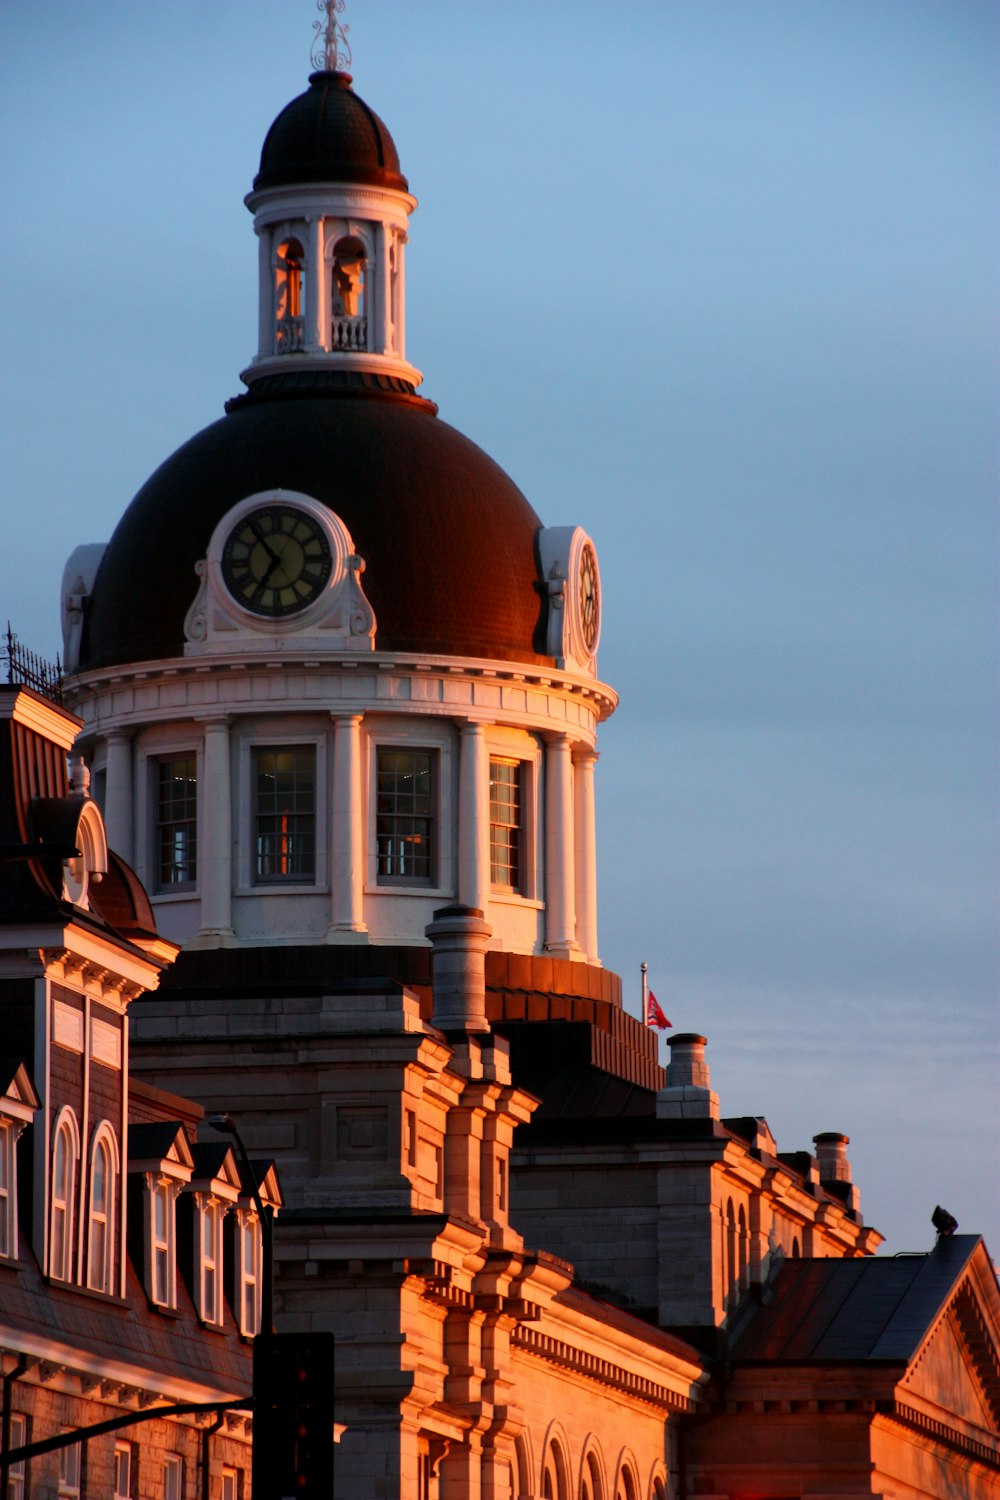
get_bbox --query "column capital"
[329,710,364,727]
[195,714,232,730]
[572,745,599,766]
[104,728,133,745]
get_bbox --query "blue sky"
[1,1,997,1256]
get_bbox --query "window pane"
[376,750,434,883]
[163,1456,183,1500]
[253,747,316,882]
[490,759,522,890]
[157,755,197,887]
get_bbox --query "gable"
[901,1275,1000,1436]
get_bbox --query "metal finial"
[311,0,351,74]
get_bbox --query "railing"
[275,316,304,353]
[331,315,367,352]
[4,623,63,704]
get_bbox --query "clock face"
[221,505,333,617]
[578,542,600,653]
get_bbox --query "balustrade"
[275,316,304,353]
[331,315,368,351]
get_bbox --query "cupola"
[243,42,420,391]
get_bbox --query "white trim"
[85,1120,120,1294]
[49,1105,80,1283]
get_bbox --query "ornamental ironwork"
[311,0,351,73]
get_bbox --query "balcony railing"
[275,317,304,353]
[4,623,63,704]
[331,316,367,352]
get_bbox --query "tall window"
[376,749,434,884]
[237,1209,261,1337]
[221,1467,243,1500]
[163,1456,183,1500]
[87,1125,118,1293]
[50,1109,79,1282]
[489,758,523,890]
[253,747,316,883]
[8,1413,26,1500]
[150,1177,176,1308]
[58,1440,82,1498]
[199,1197,224,1324]
[0,1121,14,1258]
[157,755,197,889]
[113,1442,134,1499]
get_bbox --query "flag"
[645,991,671,1030]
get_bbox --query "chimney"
[813,1132,851,1183]
[656,1033,719,1119]
[425,905,491,1034]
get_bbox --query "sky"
[1,1,996,1258]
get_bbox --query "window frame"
[486,732,541,902]
[58,1439,82,1498]
[196,1193,227,1326]
[153,751,199,892]
[237,731,327,894]
[0,1120,15,1259]
[374,745,438,887]
[49,1107,80,1283]
[235,1205,262,1338]
[85,1122,120,1294]
[8,1412,27,1500]
[366,722,455,896]
[489,756,524,892]
[148,1173,182,1310]
[162,1454,183,1500]
[113,1441,134,1500]
[251,743,318,886]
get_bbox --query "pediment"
[901,1268,1000,1433]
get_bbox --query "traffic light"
[252,1331,335,1498]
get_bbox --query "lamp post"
[207,1112,274,1334]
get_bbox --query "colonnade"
[94,713,600,962]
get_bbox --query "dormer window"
[236,1209,260,1336]
[129,1121,194,1311]
[199,1195,225,1324]
[0,1061,38,1263]
[86,1123,119,1294]
[50,1107,80,1282]
[275,238,304,352]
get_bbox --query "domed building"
[62,58,613,996]
[36,28,998,1500]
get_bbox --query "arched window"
[542,1440,569,1500]
[331,235,367,349]
[614,1461,639,1500]
[738,1202,749,1286]
[275,238,305,351]
[580,1448,605,1500]
[50,1108,80,1282]
[87,1123,119,1293]
[791,1234,801,1258]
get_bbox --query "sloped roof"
[732,1235,990,1364]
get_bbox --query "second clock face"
[221,505,333,617]
[578,542,600,653]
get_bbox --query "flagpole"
[640,961,648,1023]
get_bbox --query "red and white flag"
[645,991,671,1030]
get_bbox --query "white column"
[306,216,325,351]
[103,731,133,863]
[396,229,407,361]
[458,720,490,913]
[374,221,390,354]
[573,747,600,964]
[543,734,578,957]
[197,718,234,944]
[328,713,367,938]
[256,226,272,358]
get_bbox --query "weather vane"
[311,0,352,74]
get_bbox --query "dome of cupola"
[254,70,407,192]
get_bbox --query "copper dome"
[254,71,408,193]
[80,389,549,672]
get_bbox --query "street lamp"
[207,1112,274,1334]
